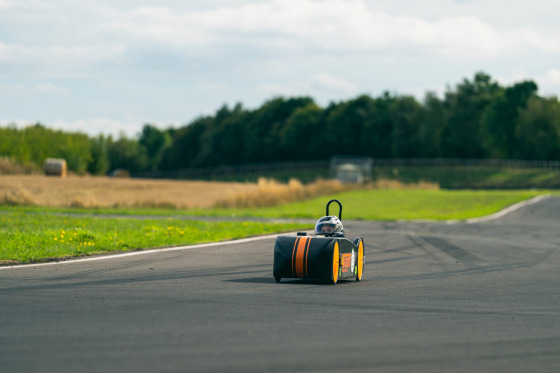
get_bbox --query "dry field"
[0,174,438,209]
[0,175,259,209]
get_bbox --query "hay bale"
[44,158,67,177]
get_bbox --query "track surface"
[1,198,560,372]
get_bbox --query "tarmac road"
[1,197,559,372]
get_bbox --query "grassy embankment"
[207,188,552,221]
[6,187,547,221]
[0,212,306,265]
[1,184,555,265]
[1,177,340,265]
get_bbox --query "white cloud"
[257,73,357,99]
[489,69,560,99]
[196,81,228,91]
[1,114,181,137]
[0,42,127,77]
[535,69,560,97]
[541,69,560,84]
[52,118,142,137]
[101,0,560,59]
[2,0,560,136]
[309,74,358,92]
[2,0,559,76]
[0,82,70,97]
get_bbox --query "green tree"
[209,103,249,166]
[159,117,210,170]
[184,104,248,167]
[138,124,172,170]
[279,102,323,160]
[107,135,148,173]
[0,123,92,173]
[361,92,396,158]
[481,80,538,158]
[244,97,315,162]
[515,96,560,160]
[418,92,447,157]
[390,95,423,157]
[0,125,31,164]
[441,72,501,158]
[87,135,110,175]
[320,95,373,158]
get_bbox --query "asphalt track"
[1,197,560,372]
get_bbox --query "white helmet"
[315,216,343,237]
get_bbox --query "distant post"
[330,156,372,184]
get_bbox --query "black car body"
[273,200,364,284]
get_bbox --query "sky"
[1,0,560,137]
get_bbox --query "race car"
[273,199,364,284]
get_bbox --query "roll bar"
[326,199,342,220]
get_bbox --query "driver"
[314,216,343,237]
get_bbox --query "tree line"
[1,72,560,175]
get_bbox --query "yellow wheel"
[332,241,339,284]
[356,239,364,281]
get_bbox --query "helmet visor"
[315,222,336,235]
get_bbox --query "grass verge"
[0,211,306,265]
[2,188,555,265]
[192,189,556,220]
[2,189,554,220]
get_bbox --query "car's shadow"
[226,276,353,285]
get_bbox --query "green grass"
[206,189,553,220]
[0,211,306,264]
[1,188,555,265]
[5,189,554,220]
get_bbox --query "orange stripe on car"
[303,237,311,278]
[295,237,310,278]
[291,237,300,277]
